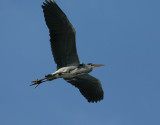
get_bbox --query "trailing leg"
[30,74,57,88]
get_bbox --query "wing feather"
[42,0,80,69]
[65,74,104,102]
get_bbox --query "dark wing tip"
[81,86,104,103]
[42,0,54,8]
[87,91,104,103]
[65,75,104,103]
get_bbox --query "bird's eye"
[79,64,84,66]
[87,63,92,65]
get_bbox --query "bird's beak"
[93,64,104,68]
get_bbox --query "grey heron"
[31,0,104,103]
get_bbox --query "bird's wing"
[65,74,104,102]
[42,0,80,69]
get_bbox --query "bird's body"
[49,64,93,79]
[31,0,104,103]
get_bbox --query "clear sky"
[0,0,160,125]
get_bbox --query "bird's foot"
[30,79,44,88]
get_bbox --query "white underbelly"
[60,71,86,78]
[50,66,92,79]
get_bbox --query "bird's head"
[87,63,104,69]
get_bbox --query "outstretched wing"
[65,74,104,102]
[42,0,80,69]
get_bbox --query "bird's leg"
[30,74,57,88]
[30,78,48,88]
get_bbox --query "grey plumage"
[31,0,104,103]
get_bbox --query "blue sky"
[0,0,160,125]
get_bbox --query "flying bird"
[31,0,104,103]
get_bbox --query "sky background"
[0,0,160,125]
